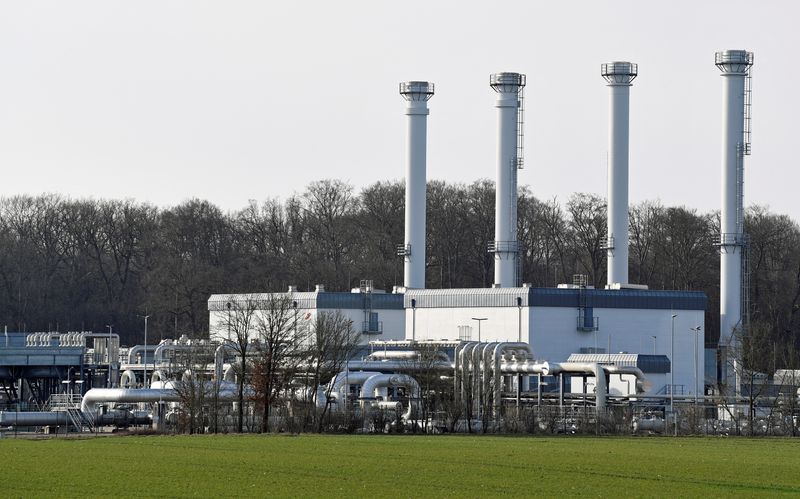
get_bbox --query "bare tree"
[306,310,360,432]
[251,295,304,432]
[215,294,260,432]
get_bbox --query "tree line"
[0,179,798,357]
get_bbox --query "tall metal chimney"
[489,72,526,288]
[601,61,637,287]
[398,81,434,289]
[715,50,753,351]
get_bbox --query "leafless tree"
[251,295,304,433]
[305,310,360,432]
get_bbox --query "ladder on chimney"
[743,70,752,155]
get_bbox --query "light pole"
[670,314,677,436]
[137,314,150,388]
[411,299,417,343]
[471,318,487,343]
[691,326,702,405]
[105,324,113,388]
[651,335,657,355]
[516,297,522,343]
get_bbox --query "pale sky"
[0,1,797,219]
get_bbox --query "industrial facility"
[3,49,792,436]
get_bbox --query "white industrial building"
[207,285,406,346]
[403,286,705,398]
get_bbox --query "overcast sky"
[0,1,797,220]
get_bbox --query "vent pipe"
[489,72,526,288]
[715,50,753,349]
[601,62,637,287]
[399,81,434,289]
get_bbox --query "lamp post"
[516,297,522,343]
[471,318,487,343]
[137,314,150,388]
[651,335,657,355]
[671,314,677,436]
[691,326,702,405]
[411,299,417,343]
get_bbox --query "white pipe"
[359,374,421,400]
[366,350,450,362]
[400,81,434,289]
[345,360,453,372]
[601,61,637,286]
[326,371,382,402]
[542,362,607,410]
[120,370,138,389]
[490,72,525,287]
[214,342,237,382]
[80,383,245,415]
[716,49,753,349]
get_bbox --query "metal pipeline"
[543,362,608,410]
[327,371,382,402]
[345,360,453,372]
[365,350,451,362]
[359,374,421,400]
[214,342,237,381]
[120,370,138,389]
[81,382,245,415]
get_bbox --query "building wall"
[209,307,404,345]
[406,305,705,397]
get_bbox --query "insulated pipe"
[345,360,453,372]
[400,81,434,289]
[0,411,70,426]
[359,374,421,400]
[366,350,451,362]
[601,62,637,286]
[80,383,245,415]
[120,370,138,389]
[214,342,237,381]
[490,343,532,413]
[490,72,525,287]
[326,371,382,402]
[603,365,650,393]
[543,362,607,410]
[715,50,753,348]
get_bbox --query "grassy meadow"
[1,434,798,497]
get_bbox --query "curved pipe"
[545,362,607,410]
[81,382,246,415]
[126,345,156,365]
[327,371,382,402]
[214,342,238,381]
[223,365,236,384]
[603,365,650,393]
[120,370,138,389]
[150,370,167,384]
[359,374,420,400]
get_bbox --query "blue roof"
[529,288,707,311]
[405,287,707,311]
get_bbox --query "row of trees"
[0,180,798,353]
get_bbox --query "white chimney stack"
[601,61,637,288]
[489,72,525,288]
[399,81,434,289]
[715,50,753,349]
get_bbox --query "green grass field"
[1,434,798,497]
